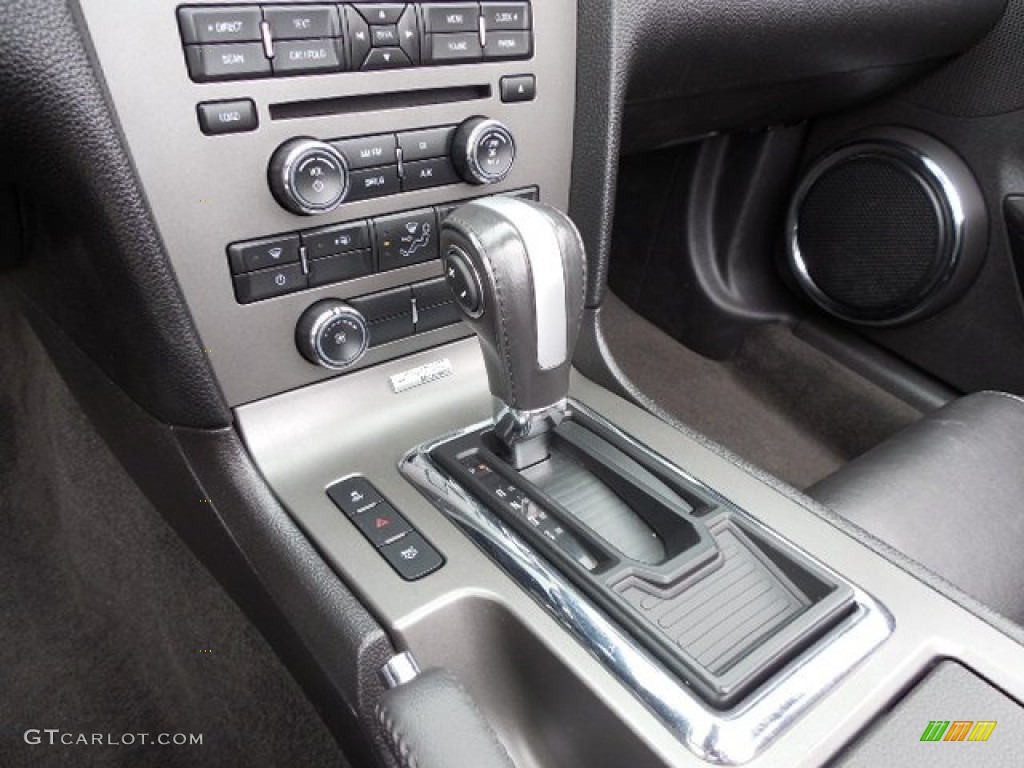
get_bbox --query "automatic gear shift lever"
[441,197,587,468]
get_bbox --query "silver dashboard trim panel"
[399,401,894,765]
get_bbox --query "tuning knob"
[295,300,369,370]
[451,117,516,185]
[269,138,350,215]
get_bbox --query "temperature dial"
[269,138,349,216]
[295,300,369,370]
[452,117,516,185]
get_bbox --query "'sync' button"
[197,99,258,135]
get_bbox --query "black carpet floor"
[601,293,923,489]
[0,295,351,767]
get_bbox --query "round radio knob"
[295,300,369,370]
[451,117,516,185]
[269,138,349,216]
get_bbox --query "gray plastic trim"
[399,402,893,764]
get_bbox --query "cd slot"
[270,85,491,121]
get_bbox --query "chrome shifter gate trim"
[400,400,893,765]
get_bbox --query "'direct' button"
[178,6,262,44]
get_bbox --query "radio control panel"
[78,0,576,406]
[178,2,533,81]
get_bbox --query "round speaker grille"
[797,156,947,315]
[787,133,984,327]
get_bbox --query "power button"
[269,138,350,215]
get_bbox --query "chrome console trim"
[399,400,894,765]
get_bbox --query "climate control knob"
[451,117,516,185]
[295,300,369,370]
[269,138,349,216]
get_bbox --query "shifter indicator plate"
[459,455,598,570]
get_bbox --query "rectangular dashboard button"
[349,286,414,322]
[307,249,374,286]
[233,262,307,303]
[425,32,483,63]
[178,6,262,44]
[481,2,531,31]
[354,502,412,546]
[332,134,398,170]
[228,233,299,274]
[500,74,535,102]
[353,4,407,25]
[417,301,461,332]
[301,221,370,259]
[397,126,456,161]
[379,531,444,580]
[327,477,384,516]
[264,5,340,40]
[374,209,439,271]
[185,43,270,82]
[197,99,258,135]
[401,158,459,191]
[423,3,480,33]
[484,30,531,59]
[271,39,343,75]
[347,166,401,201]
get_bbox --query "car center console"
[75,2,1024,767]
[77,0,574,407]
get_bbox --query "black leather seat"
[810,391,1024,625]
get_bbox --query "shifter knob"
[441,197,587,419]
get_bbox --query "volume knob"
[295,300,369,370]
[451,117,516,185]
[269,138,349,215]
